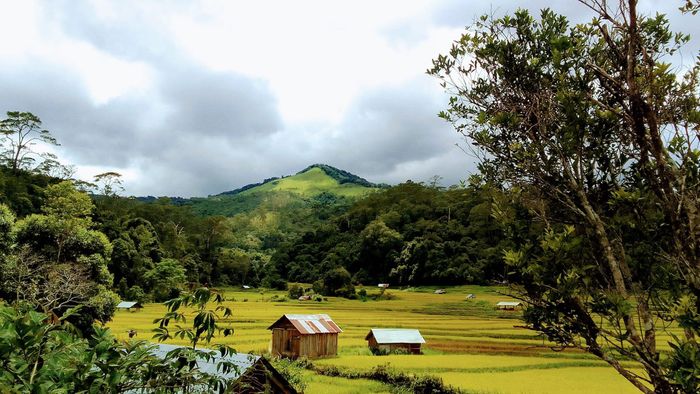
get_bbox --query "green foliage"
[270,358,308,392]
[144,258,187,302]
[0,304,155,392]
[287,283,304,299]
[273,181,510,287]
[320,267,356,298]
[153,287,234,349]
[312,363,460,394]
[0,111,59,173]
[429,3,700,392]
[126,285,148,304]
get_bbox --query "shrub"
[321,267,355,298]
[125,285,147,304]
[287,283,303,299]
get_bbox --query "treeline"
[270,181,513,286]
[0,165,355,302]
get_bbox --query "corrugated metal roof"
[268,314,342,334]
[116,301,141,308]
[496,301,522,306]
[150,343,259,380]
[365,328,426,344]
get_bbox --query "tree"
[321,267,355,298]
[0,111,59,173]
[93,171,124,196]
[429,2,700,392]
[144,258,187,302]
[13,181,117,330]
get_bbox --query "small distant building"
[378,283,390,289]
[242,285,251,289]
[268,314,342,359]
[365,328,426,355]
[148,343,296,394]
[434,289,446,294]
[466,294,476,299]
[116,301,143,311]
[298,295,311,301]
[496,301,523,310]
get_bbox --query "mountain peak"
[296,164,378,188]
[216,164,384,197]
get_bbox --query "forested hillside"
[270,180,513,286]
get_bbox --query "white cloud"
[0,0,694,196]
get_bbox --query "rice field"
[108,285,648,393]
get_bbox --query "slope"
[187,165,381,217]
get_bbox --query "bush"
[270,358,308,392]
[321,267,355,298]
[287,283,303,299]
[126,285,147,304]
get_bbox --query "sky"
[0,0,698,197]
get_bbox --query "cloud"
[6,1,695,197]
[328,78,455,175]
[159,65,282,140]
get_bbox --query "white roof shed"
[365,328,426,344]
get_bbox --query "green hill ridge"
[185,164,383,217]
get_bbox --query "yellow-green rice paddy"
[108,286,646,393]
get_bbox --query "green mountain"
[185,164,384,217]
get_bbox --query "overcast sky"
[0,0,697,196]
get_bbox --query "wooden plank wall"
[299,333,337,358]
[271,329,338,358]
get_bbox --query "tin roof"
[496,301,522,306]
[268,314,342,334]
[150,343,259,380]
[365,328,426,344]
[116,301,142,309]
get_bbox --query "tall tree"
[430,1,700,392]
[0,111,59,173]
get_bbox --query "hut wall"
[299,333,338,358]
[368,335,422,355]
[270,327,301,358]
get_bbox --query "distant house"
[116,301,143,311]
[268,314,342,359]
[147,343,296,394]
[378,283,390,288]
[434,289,446,294]
[298,295,311,301]
[365,328,426,355]
[496,301,523,310]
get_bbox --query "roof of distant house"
[365,329,426,344]
[116,301,142,309]
[496,301,522,306]
[150,343,258,380]
[268,314,342,334]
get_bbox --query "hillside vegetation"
[185,165,380,217]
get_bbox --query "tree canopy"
[429,1,700,392]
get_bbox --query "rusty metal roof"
[268,314,342,334]
[365,329,425,344]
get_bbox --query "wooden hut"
[365,328,425,355]
[496,301,522,310]
[150,343,296,393]
[268,314,342,359]
[116,301,143,311]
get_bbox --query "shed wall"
[271,328,337,359]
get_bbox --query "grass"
[240,167,375,198]
[108,285,645,393]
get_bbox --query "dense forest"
[0,154,514,305]
[270,181,512,286]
